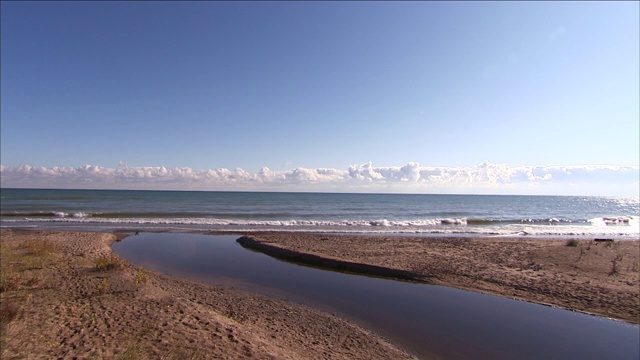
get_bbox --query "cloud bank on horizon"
[1,162,637,196]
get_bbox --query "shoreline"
[3,225,639,241]
[0,229,417,359]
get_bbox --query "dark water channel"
[112,233,639,360]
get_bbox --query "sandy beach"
[239,233,639,324]
[0,229,415,360]
[1,229,638,360]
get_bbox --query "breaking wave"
[2,212,638,227]
[2,213,638,238]
[588,216,636,226]
[1,211,92,218]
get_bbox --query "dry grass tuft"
[135,268,148,285]
[565,239,580,247]
[94,254,123,271]
[115,341,146,360]
[610,253,624,276]
[22,240,57,255]
[96,277,110,295]
[0,264,21,293]
[0,301,20,332]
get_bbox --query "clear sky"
[1,1,638,195]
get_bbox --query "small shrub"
[566,239,580,247]
[95,254,123,271]
[135,268,148,285]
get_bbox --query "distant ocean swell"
[2,190,638,237]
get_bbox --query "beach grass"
[21,239,58,256]
[1,240,55,292]
[1,239,56,350]
[94,253,124,271]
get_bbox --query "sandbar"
[239,233,639,324]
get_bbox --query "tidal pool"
[112,233,639,360]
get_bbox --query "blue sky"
[1,2,638,195]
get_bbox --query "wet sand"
[239,233,639,324]
[0,229,415,359]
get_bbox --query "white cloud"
[1,162,638,196]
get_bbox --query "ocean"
[1,188,638,238]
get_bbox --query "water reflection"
[113,233,639,360]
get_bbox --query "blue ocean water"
[1,188,638,237]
